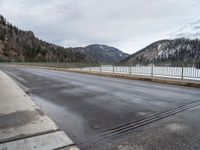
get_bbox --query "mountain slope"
[123,38,200,66]
[0,15,88,62]
[82,44,129,63]
[0,15,129,63]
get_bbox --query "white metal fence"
[82,65,200,80]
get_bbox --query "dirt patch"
[35,108,45,116]
[0,110,39,129]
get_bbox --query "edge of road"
[10,64,200,88]
[0,69,79,150]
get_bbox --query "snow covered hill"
[123,38,200,66]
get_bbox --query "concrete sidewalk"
[0,70,79,150]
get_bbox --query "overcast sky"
[0,0,200,54]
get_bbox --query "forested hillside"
[0,15,129,63]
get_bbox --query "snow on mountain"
[123,38,200,66]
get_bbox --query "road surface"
[1,65,200,150]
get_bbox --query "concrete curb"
[11,64,200,88]
[65,70,200,88]
[0,70,79,150]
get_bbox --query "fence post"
[89,63,91,72]
[56,59,58,68]
[181,65,184,79]
[151,64,154,77]
[99,64,102,73]
[129,64,132,75]
[113,65,115,74]
[198,63,200,78]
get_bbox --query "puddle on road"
[137,112,147,116]
[118,145,144,150]
[165,123,187,132]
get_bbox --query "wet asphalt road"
[1,65,200,150]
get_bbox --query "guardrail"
[6,62,200,80]
[82,65,200,80]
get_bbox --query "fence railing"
[9,62,200,80]
[82,65,200,80]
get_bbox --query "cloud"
[58,39,89,48]
[170,19,200,39]
[0,0,200,54]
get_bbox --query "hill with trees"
[123,38,200,66]
[0,15,129,63]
